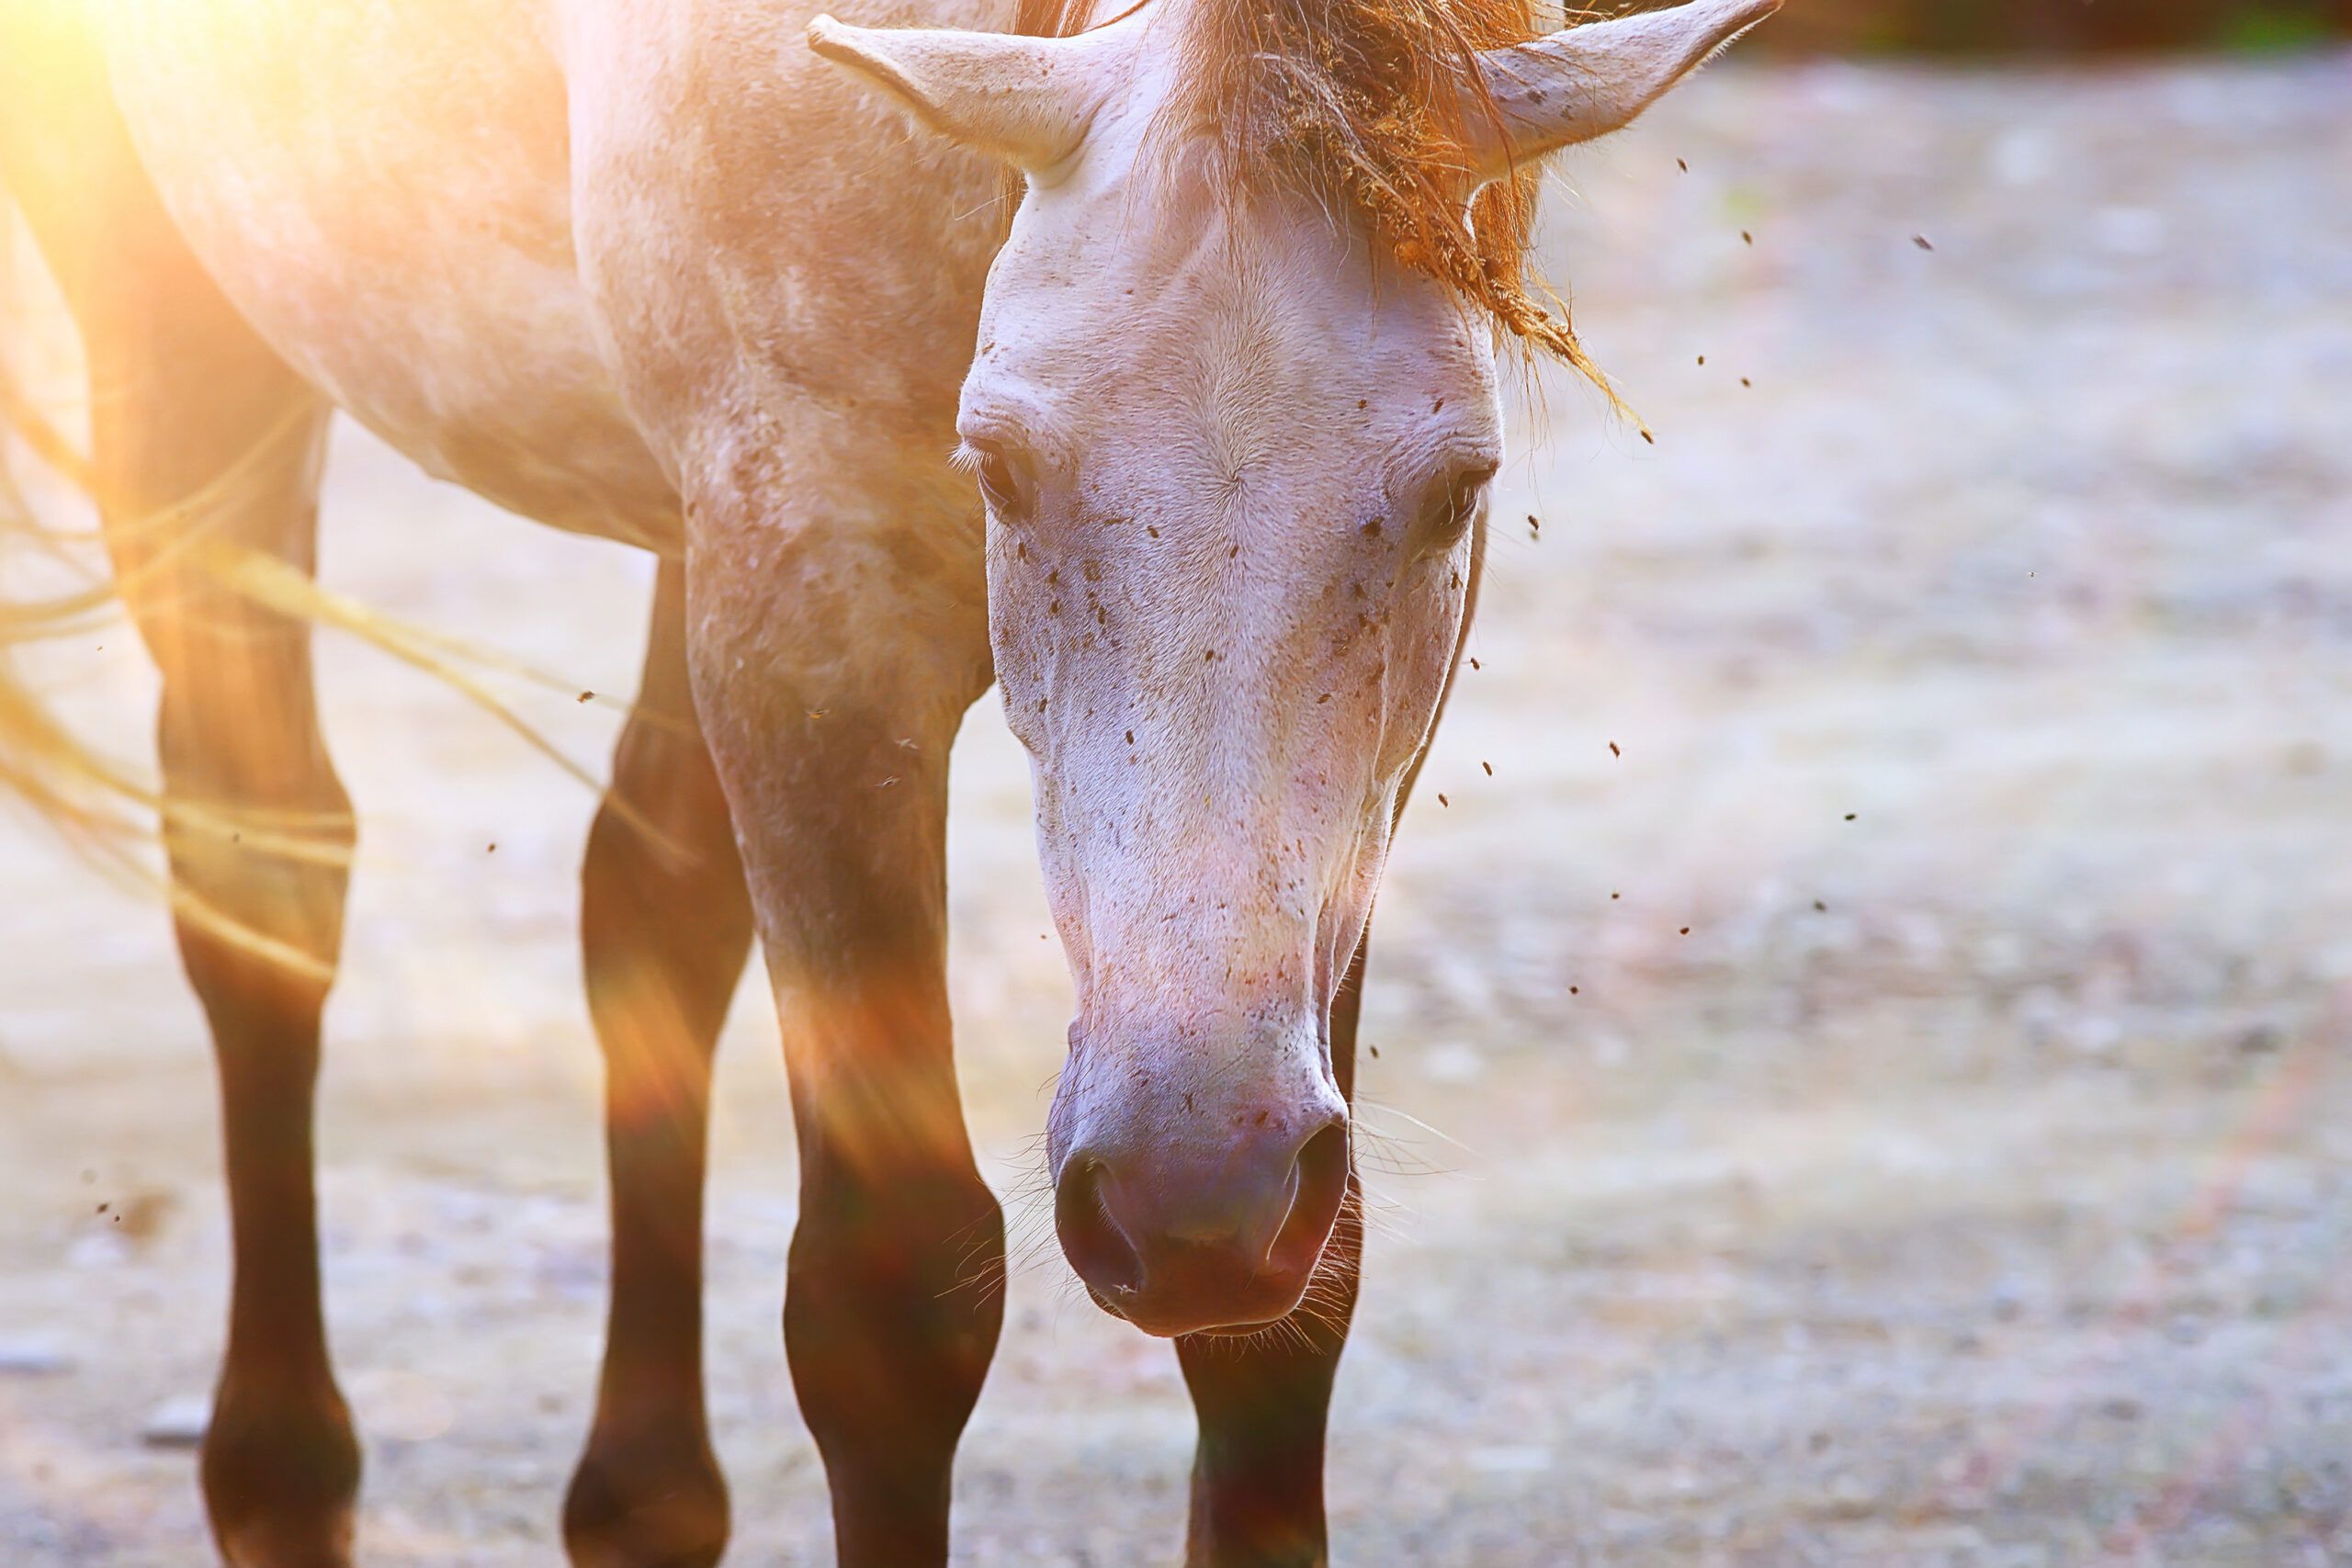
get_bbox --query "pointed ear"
[1464,0,1779,185]
[807,15,1131,173]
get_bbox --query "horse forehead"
[991,216,1415,422]
[978,145,1495,474]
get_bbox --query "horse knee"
[785,1165,1005,1449]
[779,1165,1001,1564]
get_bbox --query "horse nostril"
[1269,1122,1350,1275]
[1055,1157,1143,1297]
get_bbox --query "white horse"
[0,0,1773,1561]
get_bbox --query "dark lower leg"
[786,1138,1005,1568]
[1175,942,1370,1568]
[198,970,361,1568]
[776,967,1003,1565]
[566,566,754,1568]
[157,667,363,1568]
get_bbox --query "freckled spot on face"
[1361,518,1382,538]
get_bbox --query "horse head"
[813,0,1776,1337]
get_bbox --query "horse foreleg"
[1175,940,1371,1568]
[684,504,1003,1568]
[563,560,752,1568]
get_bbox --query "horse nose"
[1056,1114,1350,1337]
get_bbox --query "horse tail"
[0,1,162,868]
[0,378,150,868]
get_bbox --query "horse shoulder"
[561,0,1015,520]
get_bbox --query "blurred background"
[1740,0,2349,53]
[4,4,2349,1564]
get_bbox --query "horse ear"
[1464,0,1779,185]
[808,16,1128,173]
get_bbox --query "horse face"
[970,159,1495,1335]
[813,0,1775,1336]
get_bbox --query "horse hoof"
[212,1515,358,1568]
[199,1387,362,1568]
[563,1429,729,1568]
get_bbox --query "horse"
[0,0,1774,1562]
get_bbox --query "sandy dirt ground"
[4,55,2351,1568]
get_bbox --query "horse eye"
[1421,463,1496,547]
[967,441,1030,516]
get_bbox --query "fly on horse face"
[0,0,1772,1562]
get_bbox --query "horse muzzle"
[1053,1110,1350,1338]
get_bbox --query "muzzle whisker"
[1351,1095,1479,1165]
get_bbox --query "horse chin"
[1184,1321,1284,1340]
[1081,1281,1302,1340]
